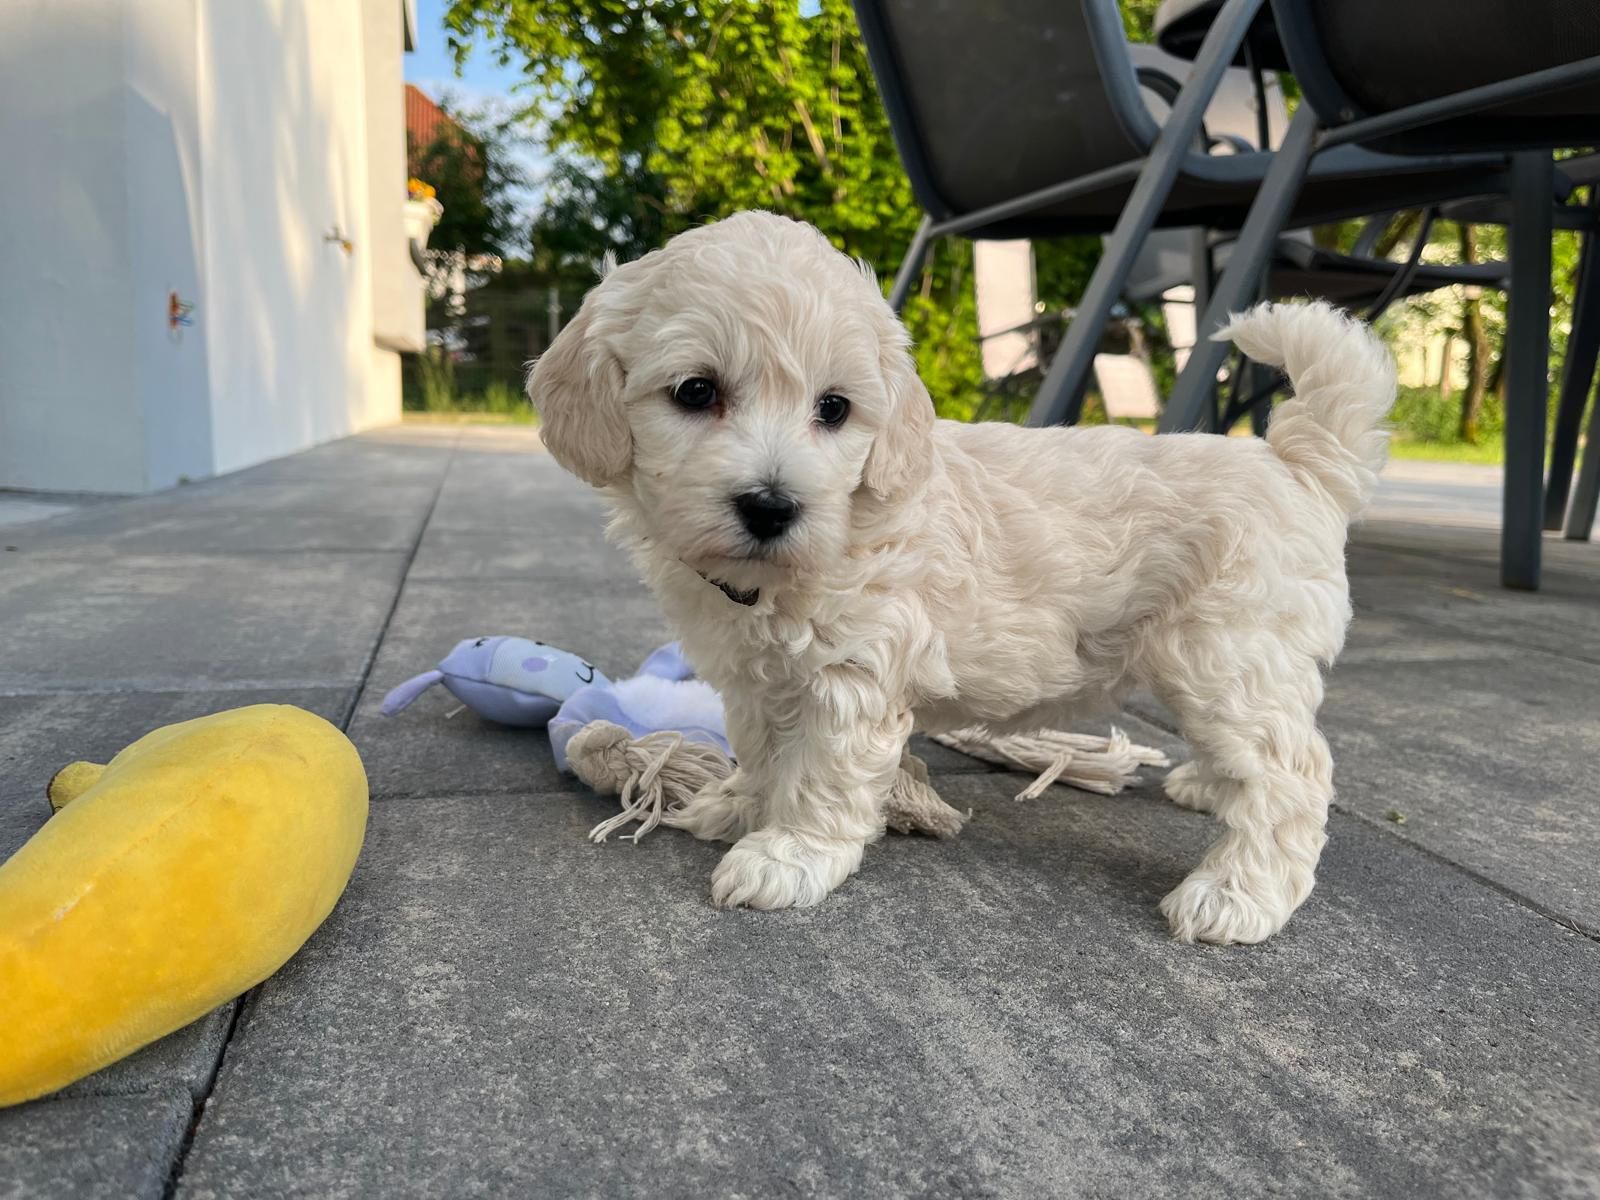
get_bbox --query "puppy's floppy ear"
[526,301,631,487]
[863,341,936,501]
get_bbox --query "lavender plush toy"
[380,637,729,769]
[380,636,610,728]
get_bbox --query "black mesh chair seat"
[863,0,1510,240]
[1289,0,1600,153]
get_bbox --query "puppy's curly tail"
[1217,301,1397,518]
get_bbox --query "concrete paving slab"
[177,777,1599,1199]
[0,552,408,693]
[51,1010,235,1105]
[0,1088,192,1200]
[2,480,440,555]
[0,494,96,529]
[407,516,639,589]
[1354,518,1600,581]
[1323,650,1600,934]
[217,425,461,488]
[427,443,586,531]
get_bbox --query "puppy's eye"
[672,377,718,411]
[816,394,850,429]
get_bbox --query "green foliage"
[1391,384,1502,444]
[436,1,1574,453]
[441,0,959,395]
[440,0,1138,417]
[1370,214,1585,448]
[530,159,671,274]
[414,345,457,412]
[1118,0,1162,40]
[445,0,917,263]
[406,345,535,420]
[410,104,526,256]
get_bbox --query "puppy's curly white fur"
[528,211,1395,945]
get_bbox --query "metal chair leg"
[1026,0,1266,427]
[1160,105,1321,432]
[1565,379,1600,540]
[888,216,934,314]
[1187,228,1218,429]
[1502,152,1554,590]
[1543,217,1600,529]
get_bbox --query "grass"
[403,410,538,427]
[1387,435,1504,465]
[406,351,536,423]
[398,363,1510,459]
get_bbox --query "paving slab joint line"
[1125,701,1600,945]
[157,431,459,1196]
[1348,600,1600,671]
[159,997,248,1199]
[338,430,462,732]
[1334,804,1600,944]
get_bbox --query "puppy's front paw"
[710,829,863,910]
[666,777,760,844]
[1160,869,1291,945]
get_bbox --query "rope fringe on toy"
[930,727,1169,800]
[567,720,1168,844]
[568,723,732,844]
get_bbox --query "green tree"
[441,0,1570,446]
[444,1,917,264]
[409,104,526,257]
[528,158,671,276]
[440,0,1003,413]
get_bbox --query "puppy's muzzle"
[733,488,802,542]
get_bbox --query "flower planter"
[403,197,444,249]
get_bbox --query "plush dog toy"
[0,705,367,1107]
[381,638,1167,844]
[381,635,609,727]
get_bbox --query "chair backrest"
[853,0,1156,225]
[1274,0,1600,153]
[1127,43,1288,152]
[1117,43,1303,301]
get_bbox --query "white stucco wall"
[3,3,159,491]
[198,0,376,476]
[0,0,412,494]
[125,0,215,491]
[365,0,425,358]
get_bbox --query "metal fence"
[402,256,588,416]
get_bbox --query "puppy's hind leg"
[1151,639,1334,945]
[1163,761,1223,814]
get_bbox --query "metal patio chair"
[1158,0,1600,588]
[1126,40,1511,431]
[853,0,1517,424]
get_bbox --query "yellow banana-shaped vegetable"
[0,704,367,1107]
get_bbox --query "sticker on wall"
[168,291,196,342]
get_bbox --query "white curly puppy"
[528,211,1394,944]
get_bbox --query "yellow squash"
[0,704,367,1106]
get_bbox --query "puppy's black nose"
[733,488,801,541]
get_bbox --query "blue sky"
[406,0,526,106]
